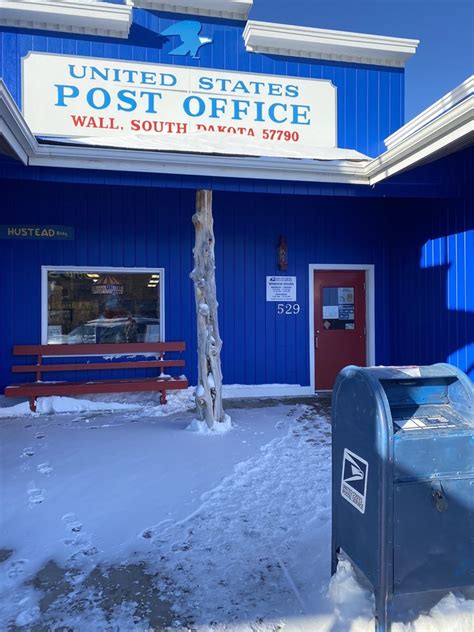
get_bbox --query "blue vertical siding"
[387,147,474,379]
[0,147,471,390]
[0,179,394,390]
[0,9,405,157]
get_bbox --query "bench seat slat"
[13,342,185,356]
[12,360,185,373]
[5,377,188,398]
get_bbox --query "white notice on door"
[323,306,339,319]
[266,276,297,302]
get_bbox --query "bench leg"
[29,397,37,413]
[160,391,167,405]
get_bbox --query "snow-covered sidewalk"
[0,393,472,631]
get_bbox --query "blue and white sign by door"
[22,44,337,159]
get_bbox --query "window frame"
[41,265,165,346]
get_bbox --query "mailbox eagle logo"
[341,448,369,514]
[160,21,212,58]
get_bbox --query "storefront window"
[44,268,163,344]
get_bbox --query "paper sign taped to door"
[323,305,339,319]
[338,288,354,304]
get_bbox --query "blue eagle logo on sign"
[160,21,212,58]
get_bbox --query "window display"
[45,268,163,344]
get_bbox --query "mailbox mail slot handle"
[431,481,448,512]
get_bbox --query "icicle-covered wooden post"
[190,190,228,430]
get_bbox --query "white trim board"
[30,144,370,184]
[133,0,252,20]
[41,265,165,347]
[0,0,132,38]
[243,20,419,68]
[308,264,375,392]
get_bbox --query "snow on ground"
[0,387,196,418]
[0,393,473,631]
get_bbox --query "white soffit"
[243,20,419,68]
[384,75,474,149]
[133,0,252,20]
[0,0,132,38]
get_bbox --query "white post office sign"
[22,53,337,159]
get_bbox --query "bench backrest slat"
[12,359,185,373]
[13,342,185,356]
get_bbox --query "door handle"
[315,330,320,350]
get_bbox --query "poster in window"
[338,287,354,304]
[339,307,355,320]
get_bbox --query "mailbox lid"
[394,477,474,594]
[367,364,473,429]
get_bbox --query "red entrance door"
[314,270,367,390]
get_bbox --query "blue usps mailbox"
[331,364,474,631]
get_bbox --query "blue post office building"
[0,0,472,395]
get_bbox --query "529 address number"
[277,303,301,315]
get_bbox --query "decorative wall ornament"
[160,21,212,58]
[277,236,288,271]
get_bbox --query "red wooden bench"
[4,342,188,411]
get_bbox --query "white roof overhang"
[0,81,37,164]
[0,0,132,38]
[133,1,253,20]
[368,76,474,184]
[243,21,419,68]
[1,77,473,186]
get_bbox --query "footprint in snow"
[141,528,155,540]
[67,520,83,534]
[68,545,99,562]
[140,518,175,541]
[15,607,40,627]
[37,462,53,475]
[62,513,83,533]
[28,486,45,506]
[7,559,28,580]
[21,447,34,458]
[61,514,97,562]
[62,514,85,548]
[35,432,45,440]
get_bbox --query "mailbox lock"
[431,482,448,512]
